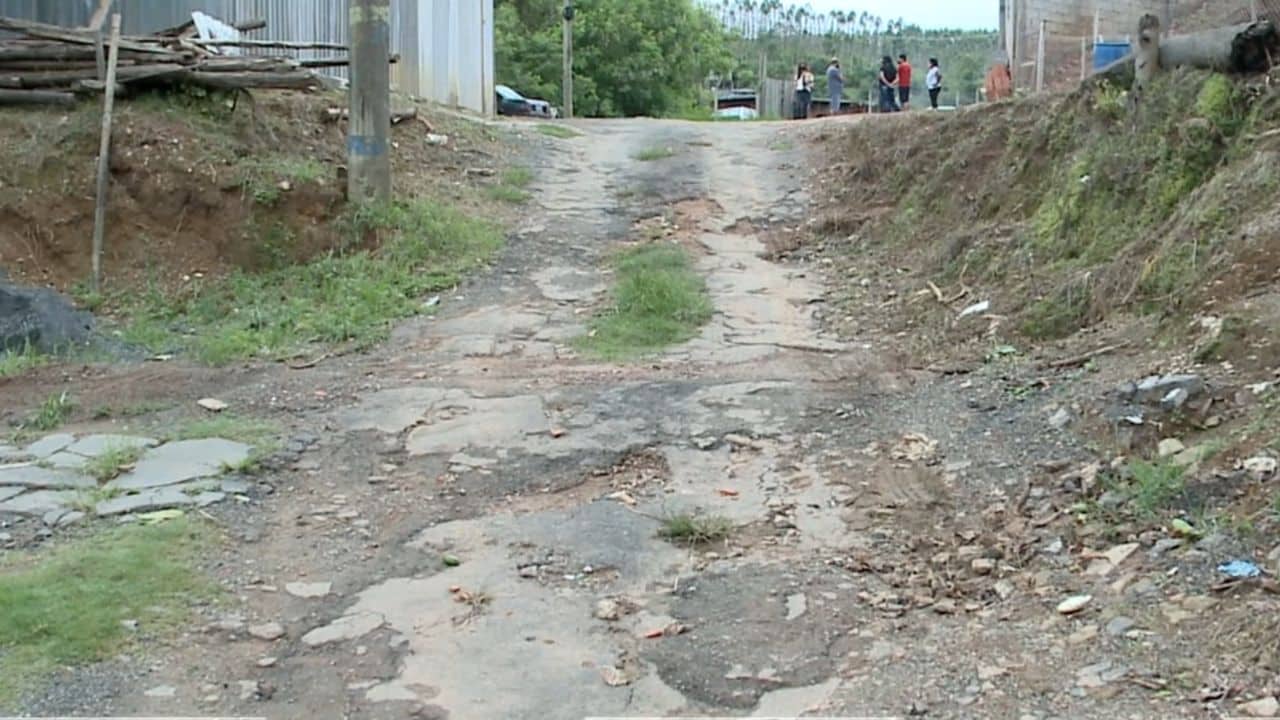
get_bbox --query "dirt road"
[32,118,1270,720]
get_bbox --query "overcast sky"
[802,1,998,30]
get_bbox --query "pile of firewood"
[0,14,362,107]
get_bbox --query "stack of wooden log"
[0,14,360,107]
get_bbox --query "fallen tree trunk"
[1159,20,1277,73]
[1088,20,1277,86]
[0,87,76,106]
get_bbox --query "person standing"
[826,57,845,116]
[877,56,898,113]
[897,53,913,110]
[794,63,814,119]
[926,58,943,109]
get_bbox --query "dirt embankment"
[0,90,505,294]
[806,67,1280,372]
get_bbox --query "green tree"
[495,0,733,117]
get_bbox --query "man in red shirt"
[897,54,913,110]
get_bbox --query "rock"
[723,433,753,447]
[109,439,253,491]
[57,510,85,526]
[0,282,92,353]
[1105,616,1136,637]
[238,679,260,701]
[41,508,68,526]
[978,664,1007,680]
[971,557,996,575]
[1057,595,1092,615]
[932,599,958,615]
[285,582,332,599]
[1239,697,1280,718]
[64,434,159,458]
[994,580,1015,600]
[198,398,229,412]
[144,684,177,699]
[95,487,196,517]
[1157,438,1185,457]
[958,300,991,319]
[1077,660,1128,689]
[1043,537,1065,554]
[21,433,76,458]
[1152,538,1185,555]
[220,478,252,494]
[1136,374,1204,404]
[0,489,76,516]
[594,599,621,621]
[0,465,95,490]
[1160,387,1189,410]
[518,565,539,578]
[257,656,278,668]
[1048,408,1073,430]
[300,612,384,647]
[426,133,449,146]
[785,593,808,621]
[1244,456,1277,480]
[247,622,286,641]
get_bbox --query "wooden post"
[1250,0,1259,22]
[1134,14,1161,94]
[562,2,574,119]
[90,14,121,293]
[1080,35,1088,80]
[1035,19,1046,91]
[347,0,391,203]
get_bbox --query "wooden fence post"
[90,13,121,292]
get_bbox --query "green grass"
[82,445,145,483]
[172,414,279,447]
[91,401,173,420]
[237,156,327,205]
[112,198,502,365]
[0,518,212,704]
[633,146,677,162]
[658,513,734,544]
[0,343,46,379]
[537,124,580,139]
[485,167,534,203]
[20,392,75,434]
[1127,459,1188,517]
[578,244,713,359]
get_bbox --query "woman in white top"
[794,63,814,120]
[926,58,943,110]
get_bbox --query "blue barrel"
[1093,41,1130,70]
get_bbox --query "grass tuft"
[536,124,580,139]
[659,513,734,544]
[82,444,145,484]
[633,146,677,162]
[114,198,502,365]
[21,392,75,434]
[578,244,712,359]
[0,518,211,704]
[0,343,47,379]
[172,415,279,448]
[1126,459,1188,517]
[485,166,534,203]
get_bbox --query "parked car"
[496,85,556,118]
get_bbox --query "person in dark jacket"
[877,56,899,113]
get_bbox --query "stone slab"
[0,486,24,502]
[109,439,252,491]
[0,490,77,516]
[44,452,91,470]
[23,433,75,459]
[65,434,160,458]
[95,487,197,517]
[0,465,96,490]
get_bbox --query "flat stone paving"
[0,433,254,522]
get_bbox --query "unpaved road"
[28,119,1273,720]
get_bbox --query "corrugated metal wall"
[0,0,494,115]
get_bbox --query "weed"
[485,167,533,203]
[173,415,279,449]
[578,244,713,359]
[82,445,145,484]
[658,513,734,544]
[112,198,501,364]
[237,156,327,206]
[536,124,580,139]
[633,146,677,162]
[22,393,74,434]
[0,343,46,379]
[1126,459,1187,517]
[0,517,211,704]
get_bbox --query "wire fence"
[1006,0,1276,92]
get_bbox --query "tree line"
[495,0,998,117]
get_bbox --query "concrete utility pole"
[1035,19,1046,92]
[348,0,391,203]
[562,2,575,118]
